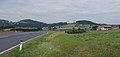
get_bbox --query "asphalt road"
[0,31,47,54]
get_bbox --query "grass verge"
[1,30,120,57]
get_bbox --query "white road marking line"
[0,44,20,55]
[0,32,48,55]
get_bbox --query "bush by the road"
[65,27,86,34]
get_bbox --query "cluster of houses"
[97,25,119,31]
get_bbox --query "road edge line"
[0,32,49,55]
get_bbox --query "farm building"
[97,25,112,31]
[1,28,13,32]
[111,25,120,29]
[12,27,43,32]
[0,27,43,32]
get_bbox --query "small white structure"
[20,40,23,51]
[2,28,12,31]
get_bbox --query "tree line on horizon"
[1,19,119,30]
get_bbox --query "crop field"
[1,30,120,57]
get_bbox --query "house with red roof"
[97,25,112,31]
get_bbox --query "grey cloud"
[0,0,120,24]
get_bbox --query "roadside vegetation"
[65,27,86,34]
[1,30,120,57]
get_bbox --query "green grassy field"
[1,30,120,57]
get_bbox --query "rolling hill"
[76,20,98,25]
[0,19,101,30]
[14,19,47,27]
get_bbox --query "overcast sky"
[0,0,120,24]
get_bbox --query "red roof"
[97,25,112,28]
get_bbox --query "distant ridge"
[15,19,47,27]
[0,19,12,26]
[76,20,98,25]
[0,19,106,29]
[0,19,9,24]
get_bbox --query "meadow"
[1,30,120,57]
